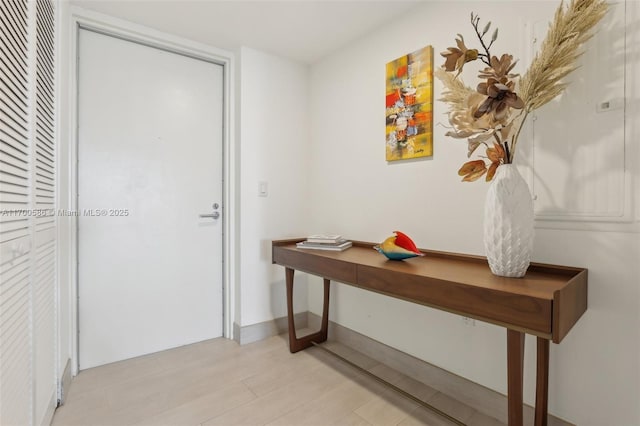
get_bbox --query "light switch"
[258,181,268,197]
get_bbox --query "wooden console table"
[272,239,587,426]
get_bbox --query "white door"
[77,29,224,369]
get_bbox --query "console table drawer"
[357,265,553,336]
[272,246,357,283]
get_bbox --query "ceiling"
[69,0,424,64]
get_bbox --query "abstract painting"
[385,45,433,161]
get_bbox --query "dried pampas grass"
[519,0,609,112]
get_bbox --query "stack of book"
[296,235,352,251]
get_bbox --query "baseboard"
[233,321,241,345]
[59,359,72,406]
[39,392,56,426]
[234,312,308,345]
[308,312,573,426]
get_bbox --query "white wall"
[307,2,639,425]
[238,47,311,327]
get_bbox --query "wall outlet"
[596,98,624,113]
[462,317,476,326]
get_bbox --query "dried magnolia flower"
[478,54,519,80]
[440,35,479,75]
[474,78,524,121]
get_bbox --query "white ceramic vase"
[483,164,534,277]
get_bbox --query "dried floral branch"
[470,12,494,66]
[438,0,608,178]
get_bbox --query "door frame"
[65,7,237,374]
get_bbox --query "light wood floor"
[52,333,505,426]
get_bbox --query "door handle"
[199,212,220,219]
[200,202,220,219]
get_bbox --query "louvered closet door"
[0,0,57,425]
[0,0,32,424]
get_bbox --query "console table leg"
[535,337,550,426]
[320,278,330,341]
[507,330,525,426]
[285,268,298,351]
[285,268,331,353]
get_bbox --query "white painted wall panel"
[530,3,628,221]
